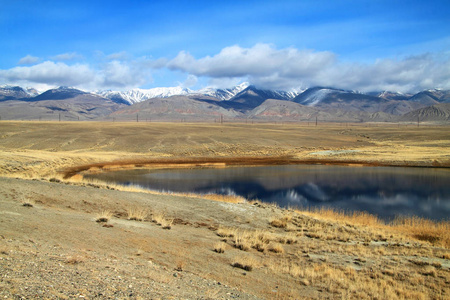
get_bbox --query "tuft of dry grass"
[231,255,259,271]
[221,227,298,253]
[213,242,226,253]
[200,193,246,204]
[297,207,381,227]
[268,243,285,254]
[152,212,173,229]
[96,210,113,223]
[19,193,35,207]
[126,206,148,221]
[65,255,85,264]
[269,215,292,228]
[21,199,35,207]
[175,260,185,272]
[216,226,236,238]
[234,231,252,251]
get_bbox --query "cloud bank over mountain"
[1,44,449,93]
[167,44,450,93]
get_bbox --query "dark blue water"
[86,165,450,221]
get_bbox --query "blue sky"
[0,0,449,92]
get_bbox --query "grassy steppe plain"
[0,121,449,299]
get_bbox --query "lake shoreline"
[62,155,450,180]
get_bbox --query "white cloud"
[3,45,450,93]
[51,52,82,61]
[167,44,450,92]
[18,55,40,65]
[0,59,153,91]
[181,74,198,88]
[0,61,94,86]
[168,44,335,79]
[95,60,149,89]
[107,51,129,61]
[323,53,450,93]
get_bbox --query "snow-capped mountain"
[2,82,450,123]
[0,85,39,100]
[293,87,350,106]
[98,87,193,105]
[98,83,252,104]
[196,82,250,100]
[224,85,301,110]
[96,82,300,104]
[375,91,410,101]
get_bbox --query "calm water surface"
[87,165,450,221]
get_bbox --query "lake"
[86,165,450,221]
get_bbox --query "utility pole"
[136,114,139,122]
[315,116,318,126]
[59,113,61,122]
[417,115,420,127]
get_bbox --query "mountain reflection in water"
[86,165,450,221]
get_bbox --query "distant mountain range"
[1,84,449,123]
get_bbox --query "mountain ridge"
[1,84,449,123]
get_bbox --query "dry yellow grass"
[390,216,450,248]
[231,255,259,271]
[199,193,245,204]
[297,207,450,247]
[213,242,226,253]
[152,212,173,229]
[220,227,298,254]
[95,210,113,223]
[269,215,292,228]
[126,206,148,221]
[268,243,285,254]
[20,195,35,207]
[216,226,236,238]
[298,207,381,227]
[234,231,252,251]
[266,259,432,299]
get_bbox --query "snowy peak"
[0,85,38,100]
[293,87,345,106]
[196,82,250,100]
[98,87,193,105]
[232,85,300,101]
[375,91,410,101]
[98,83,251,104]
